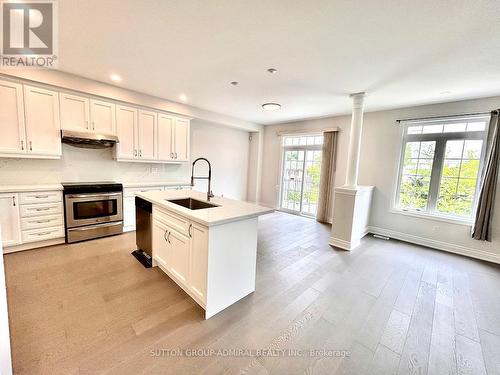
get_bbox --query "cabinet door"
[123,196,136,230]
[189,223,208,302]
[0,80,26,155]
[0,194,21,248]
[157,113,174,161]
[167,228,190,284]
[115,105,138,159]
[90,99,116,135]
[138,110,156,160]
[23,85,61,157]
[174,118,190,161]
[153,220,170,267]
[59,93,90,132]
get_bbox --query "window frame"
[393,115,489,223]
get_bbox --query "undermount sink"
[167,198,219,210]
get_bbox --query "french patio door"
[280,147,322,216]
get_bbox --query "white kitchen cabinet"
[138,110,157,160]
[59,93,90,132]
[189,223,208,302]
[115,105,138,160]
[0,80,25,156]
[153,219,170,267]
[157,113,174,161]
[23,85,61,157]
[174,118,190,161]
[0,194,21,248]
[166,228,190,284]
[90,99,116,134]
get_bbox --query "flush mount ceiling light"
[110,73,122,82]
[179,94,187,102]
[267,68,277,74]
[262,102,281,111]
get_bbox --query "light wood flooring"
[4,212,500,374]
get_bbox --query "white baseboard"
[367,225,500,265]
[4,237,65,254]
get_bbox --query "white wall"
[260,116,351,221]
[0,119,250,201]
[190,120,250,200]
[261,95,500,262]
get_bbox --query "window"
[395,115,488,221]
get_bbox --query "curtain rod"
[276,127,339,136]
[396,111,496,124]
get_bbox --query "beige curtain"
[316,131,337,223]
[472,110,500,241]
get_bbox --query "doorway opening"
[280,134,323,217]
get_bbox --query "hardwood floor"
[4,212,500,374]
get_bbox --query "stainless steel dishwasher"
[132,197,153,268]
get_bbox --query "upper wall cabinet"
[60,94,116,135]
[59,93,90,132]
[90,99,116,134]
[157,113,174,161]
[23,86,62,157]
[115,105,138,160]
[174,118,190,162]
[138,110,157,160]
[0,80,61,159]
[0,80,25,156]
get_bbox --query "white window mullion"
[427,139,445,212]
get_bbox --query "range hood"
[61,130,119,149]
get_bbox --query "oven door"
[65,192,123,228]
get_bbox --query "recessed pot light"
[267,68,277,74]
[110,74,122,82]
[179,94,187,102]
[230,81,239,86]
[262,102,281,111]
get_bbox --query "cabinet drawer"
[20,202,63,218]
[19,191,62,205]
[21,214,63,230]
[124,186,163,198]
[153,206,190,237]
[21,226,64,243]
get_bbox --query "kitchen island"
[136,190,273,318]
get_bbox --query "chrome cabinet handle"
[21,140,24,150]
[86,120,89,129]
[92,122,95,130]
[139,150,142,158]
[167,231,171,243]
[34,195,49,199]
[34,207,50,211]
[188,223,192,238]
[36,231,51,236]
[29,141,33,151]
[163,229,168,243]
[134,149,137,157]
[35,219,51,223]
[12,196,16,206]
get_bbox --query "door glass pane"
[302,150,322,216]
[281,150,304,212]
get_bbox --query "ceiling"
[58,0,500,125]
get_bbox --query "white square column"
[330,186,374,250]
[330,92,373,251]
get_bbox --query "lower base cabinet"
[153,216,208,306]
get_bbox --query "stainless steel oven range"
[62,182,123,243]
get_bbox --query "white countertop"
[0,184,63,193]
[122,181,191,188]
[137,190,274,227]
